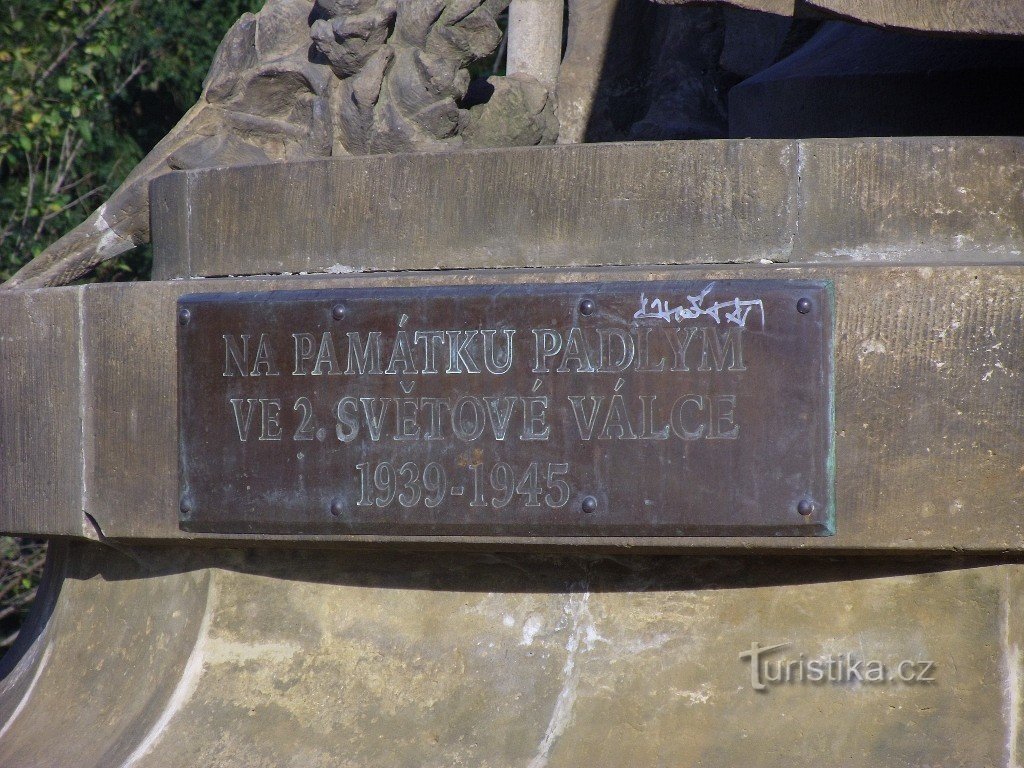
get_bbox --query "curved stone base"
[1,542,1020,766]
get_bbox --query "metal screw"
[579,298,595,316]
[332,304,346,321]
[796,297,812,315]
[581,495,598,514]
[177,308,191,326]
[797,498,815,516]
[330,498,344,517]
[179,497,194,518]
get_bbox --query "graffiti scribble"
[633,285,765,328]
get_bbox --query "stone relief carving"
[9,0,1018,289]
[5,0,557,289]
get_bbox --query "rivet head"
[797,498,815,516]
[579,298,595,316]
[581,496,598,514]
[332,304,346,321]
[330,498,344,517]
[796,298,812,315]
[177,308,191,326]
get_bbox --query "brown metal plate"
[177,280,834,537]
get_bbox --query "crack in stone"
[528,587,592,768]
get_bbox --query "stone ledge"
[3,264,1022,549]
[150,138,1024,281]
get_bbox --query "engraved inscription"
[220,319,746,446]
[178,281,834,537]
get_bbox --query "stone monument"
[1,1,1024,765]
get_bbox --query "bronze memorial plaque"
[177,280,834,538]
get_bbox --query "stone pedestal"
[1,139,1023,765]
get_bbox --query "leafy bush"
[1,0,263,283]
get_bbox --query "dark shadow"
[581,3,795,141]
[64,538,1024,595]
[3,539,1020,677]
[729,21,1024,138]
[583,3,1024,140]
[0,540,67,680]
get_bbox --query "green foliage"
[0,537,46,650]
[0,0,263,282]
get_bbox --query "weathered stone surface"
[555,0,619,144]
[1,542,1021,766]
[311,0,557,155]
[152,140,798,277]
[0,542,212,767]
[0,289,84,538]
[151,138,1024,280]
[462,75,559,148]
[796,138,1024,262]
[2,263,1023,550]
[507,0,564,88]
